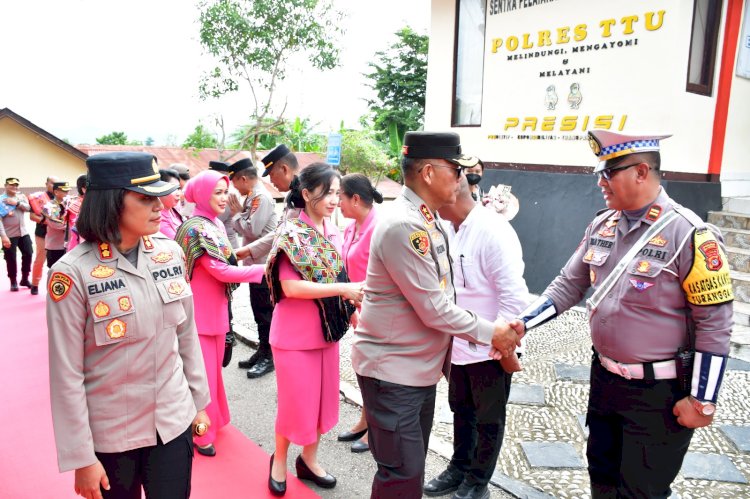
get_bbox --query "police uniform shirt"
[0,193,30,238]
[232,182,278,264]
[42,199,67,250]
[351,186,495,388]
[543,187,733,364]
[46,233,210,472]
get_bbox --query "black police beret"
[402,132,478,167]
[227,158,253,179]
[86,152,177,197]
[209,160,231,172]
[260,144,291,177]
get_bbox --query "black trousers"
[3,234,33,281]
[46,248,65,268]
[358,374,436,499]
[249,280,273,357]
[448,360,513,487]
[587,355,693,499]
[96,427,193,499]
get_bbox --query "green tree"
[197,0,343,158]
[183,124,218,149]
[365,27,429,155]
[339,128,392,183]
[96,131,129,145]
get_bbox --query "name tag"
[88,278,127,296]
[151,265,184,282]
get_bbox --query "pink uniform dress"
[270,211,343,445]
[159,207,184,240]
[342,207,377,283]
[179,171,264,447]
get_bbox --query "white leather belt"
[598,354,677,380]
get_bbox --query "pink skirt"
[194,334,230,447]
[272,343,340,446]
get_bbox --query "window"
[452,0,486,126]
[686,0,724,95]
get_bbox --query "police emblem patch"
[629,279,654,292]
[419,204,435,225]
[93,300,110,318]
[168,281,185,296]
[648,234,668,247]
[90,264,115,279]
[118,296,132,312]
[636,261,651,273]
[584,249,594,262]
[646,205,662,221]
[698,239,723,271]
[409,230,430,257]
[48,272,73,302]
[151,252,173,264]
[98,242,113,260]
[106,318,127,339]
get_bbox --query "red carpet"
[0,270,318,498]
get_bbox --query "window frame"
[686,0,724,96]
[451,0,487,127]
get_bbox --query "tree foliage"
[197,0,343,157]
[182,124,218,149]
[96,131,129,145]
[339,128,391,183]
[365,27,429,154]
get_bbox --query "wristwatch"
[690,396,716,416]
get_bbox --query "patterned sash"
[175,216,238,298]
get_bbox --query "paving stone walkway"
[232,289,750,498]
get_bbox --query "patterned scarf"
[175,216,239,298]
[266,217,355,342]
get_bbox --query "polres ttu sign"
[481,0,678,167]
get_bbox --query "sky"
[0,0,429,146]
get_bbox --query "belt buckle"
[619,363,632,380]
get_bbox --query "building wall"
[0,118,86,189]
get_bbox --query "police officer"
[47,152,210,499]
[228,158,279,378]
[43,181,71,268]
[351,131,523,498]
[0,177,33,291]
[515,131,734,498]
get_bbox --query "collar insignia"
[646,205,662,222]
[98,242,113,260]
[142,235,154,251]
[419,204,435,224]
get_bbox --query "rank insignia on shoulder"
[419,204,435,224]
[151,252,173,264]
[98,242,113,260]
[409,230,430,257]
[118,296,133,312]
[106,318,127,339]
[48,272,73,302]
[636,260,651,273]
[649,234,668,247]
[142,236,154,251]
[93,300,111,318]
[682,229,734,306]
[168,281,185,296]
[629,279,654,292]
[90,264,115,279]
[646,205,662,221]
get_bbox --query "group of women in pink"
[171,162,382,496]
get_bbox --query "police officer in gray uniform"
[516,131,734,498]
[351,131,523,498]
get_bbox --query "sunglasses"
[430,162,464,179]
[595,162,643,181]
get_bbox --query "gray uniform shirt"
[0,193,30,238]
[217,204,238,248]
[47,234,210,472]
[543,188,733,363]
[351,186,495,387]
[232,183,278,265]
[43,199,67,250]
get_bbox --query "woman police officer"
[47,152,210,499]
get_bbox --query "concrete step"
[735,301,750,327]
[709,211,750,230]
[723,196,750,215]
[720,227,750,250]
[730,324,750,363]
[727,246,750,273]
[732,270,750,303]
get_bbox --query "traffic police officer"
[47,152,210,499]
[351,131,523,498]
[516,130,734,498]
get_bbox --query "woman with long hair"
[158,168,184,239]
[265,163,363,496]
[336,173,383,453]
[175,170,265,457]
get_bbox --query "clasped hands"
[488,319,525,360]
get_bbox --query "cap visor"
[446,155,479,168]
[261,167,272,177]
[124,180,178,197]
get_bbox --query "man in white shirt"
[425,176,529,499]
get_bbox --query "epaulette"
[671,204,705,228]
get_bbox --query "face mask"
[465,173,482,186]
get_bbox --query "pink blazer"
[342,208,377,283]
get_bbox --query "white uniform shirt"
[444,206,530,365]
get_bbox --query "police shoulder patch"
[682,229,734,306]
[409,230,430,257]
[48,272,73,302]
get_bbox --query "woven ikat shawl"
[175,216,238,298]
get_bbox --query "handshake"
[488,319,525,360]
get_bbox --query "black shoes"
[10,282,18,292]
[295,455,336,489]
[337,428,367,442]
[194,443,216,457]
[30,286,39,295]
[238,350,260,369]
[268,454,286,496]
[247,357,274,378]
[19,277,31,288]
[453,483,490,499]
[424,467,464,497]
[350,438,370,453]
